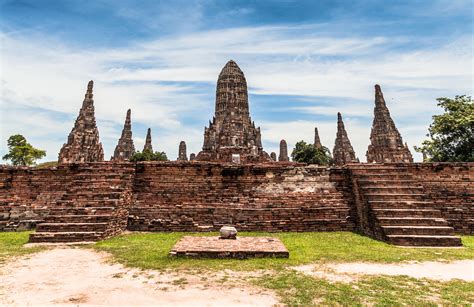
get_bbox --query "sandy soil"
[293,260,474,282]
[0,248,278,306]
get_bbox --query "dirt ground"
[1,247,473,306]
[293,260,474,282]
[0,248,278,306]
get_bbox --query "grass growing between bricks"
[0,231,45,264]
[94,232,474,271]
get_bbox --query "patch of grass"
[0,231,45,264]
[94,232,474,271]
[257,271,474,305]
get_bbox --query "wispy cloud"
[0,13,471,162]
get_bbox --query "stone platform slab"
[169,236,289,258]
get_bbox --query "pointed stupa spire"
[143,128,153,152]
[58,80,104,163]
[278,139,289,162]
[177,141,188,161]
[111,109,135,161]
[314,127,322,149]
[366,84,413,163]
[333,112,359,165]
[196,60,271,162]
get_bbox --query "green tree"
[415,95,473,162]
[291,140,332,165]
[129,149,168,162]
[2,134,46,166]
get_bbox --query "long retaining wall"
[0,162,472,236]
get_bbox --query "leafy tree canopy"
[2,134,46,166]
[291,140,333,165]
[129,149,168,162]
[415,95,473,162]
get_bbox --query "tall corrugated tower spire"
[111,109,135,161]
[333,112,359,165]
[366,85,413,163]
[196,60,270,162]
[58,80,104,163]
[143,128,153,152]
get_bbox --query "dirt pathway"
[0,247,278,306]
[293,260,474,282]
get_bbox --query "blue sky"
[1,0,472,162]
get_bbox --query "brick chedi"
[196,60,271,163]
[333,112,359,165]
[143,128,153,152]
[278,139,289,161]
[178,141,188,161]
[366,85,413,163]
[314,127,323,149]
[270,152,277,161]
[58,80,104,163]
[111,109,135,161]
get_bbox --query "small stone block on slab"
[169,236,289,259]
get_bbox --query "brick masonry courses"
[0,162,472,246]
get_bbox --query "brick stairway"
[351,165,461,246]
[29,164,134,243]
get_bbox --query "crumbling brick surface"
[0,162,472,245]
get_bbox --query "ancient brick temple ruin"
[0,61,472,247]
[314,127,323,149]
[278,140,289,162]
[367,85,413,163]
[333,113,359,166]
[58,81,104,163]
[178,141,188,161]
[196,60,271,163]
[143,128,153,152]
[111,109,135,161]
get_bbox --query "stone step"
[44,214,113,223]
[29,231,105,243]
[386,235,462,247]
[372,208,442,218]
[368,200,433,209]
[36,222,108,232]
[357,179,417,185]
[381,225,455,236]
[361,187,424,194]
[42,207,116,215]
[356,174,414,180]
[377,217,448,226]
[365,193,425,201]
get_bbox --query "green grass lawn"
[0,231,45,264]
[94,231,474,271]
[1,231,472,305]
[94,232,474,305]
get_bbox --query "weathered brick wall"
[129,162,356,232]
[0,163,135,233]
[348,163,474,235]
[411,163,473,234]
[1,162,472,234]
[0,166,72,230]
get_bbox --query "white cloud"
[1,24,471,163]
